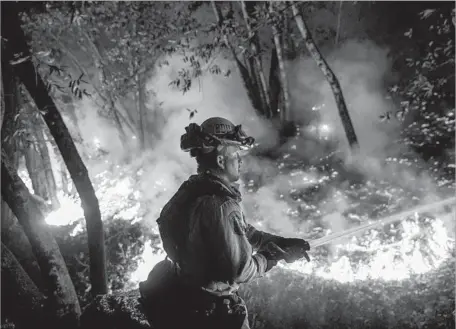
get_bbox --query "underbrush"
[241,254,455,329]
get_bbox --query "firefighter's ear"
[216,154,225,170]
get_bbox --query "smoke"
[289,40,446,203]
[62,34,450,249]
[289,39,401,158]
[148,55,279,150]
[59,97,134,173]
[76,98,126,153]
[124,54,282,226]
[129,37,450,241]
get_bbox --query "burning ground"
[36,143,455,329]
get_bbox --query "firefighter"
[139,117,311,329]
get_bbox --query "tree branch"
[291,2,359,148]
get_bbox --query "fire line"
[309,197,456,248]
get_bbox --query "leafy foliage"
[386,6,455,158]
[18,1,201,145]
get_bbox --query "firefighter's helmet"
[180,117,255,156]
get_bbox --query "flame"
[124,208,454,286]
[319,124,331,134]
[44,170,139,232]
[18,170,34,193]
[40,167,454,287]
[283,216,454,283]
[129,241,167,284]
[94,137,101,149]
[45,192,84,226]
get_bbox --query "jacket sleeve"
[246,223,283,251]
[196,196,268,284]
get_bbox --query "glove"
[258,242,290,272]
[276,237,311,262]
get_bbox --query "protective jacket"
[157,171,281,296]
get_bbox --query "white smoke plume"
[130,38,445,238]
[64,37,449,243]
[288,39,401,158]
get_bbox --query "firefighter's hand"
[258,242,289,271]
[276,237,311,262]
[278,237,310,251]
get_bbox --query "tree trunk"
[291,2,359,148]
[136,73,146,150]
[1,152,81,328]
[246,55,262,109]
[244,54,265,115]
[33,118,60,209]
[107,93,129,147]
[240,0,271,117]
[60,94,85,144]
[335,1,343,46]
[268,46,281,118]
[130,21,143,149]
[24,139,48,197]
[60,159,70,195]
[3,4,108,296]
[1,58,21,168]
[42,127,73,196]
[1,199,44,291]
[211,1,264,116]
[269,2,291,122]
[1,66,3,126]
[1,242,46,329]
[248,55,269,116]
[283,12,298,61]
[23,97,58,211]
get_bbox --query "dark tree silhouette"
[2,2,108,296]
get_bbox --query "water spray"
[309,197,456,249]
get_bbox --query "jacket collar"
[188,171,242,202]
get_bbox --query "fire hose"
[266,196,456,262]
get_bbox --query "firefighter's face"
[217,146,242,182]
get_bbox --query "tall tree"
[1,152,81,327]
[21,89,61,209]
[291,2,359,148]
[2,2,108,296]
[240,0,272,117]
[209,1,286,120]
[269,1,291,121]
[30,112,60,209]
[1,57,21,167]
[182,2,298,126]
[211,0,264,116]
[21,97,60,211]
